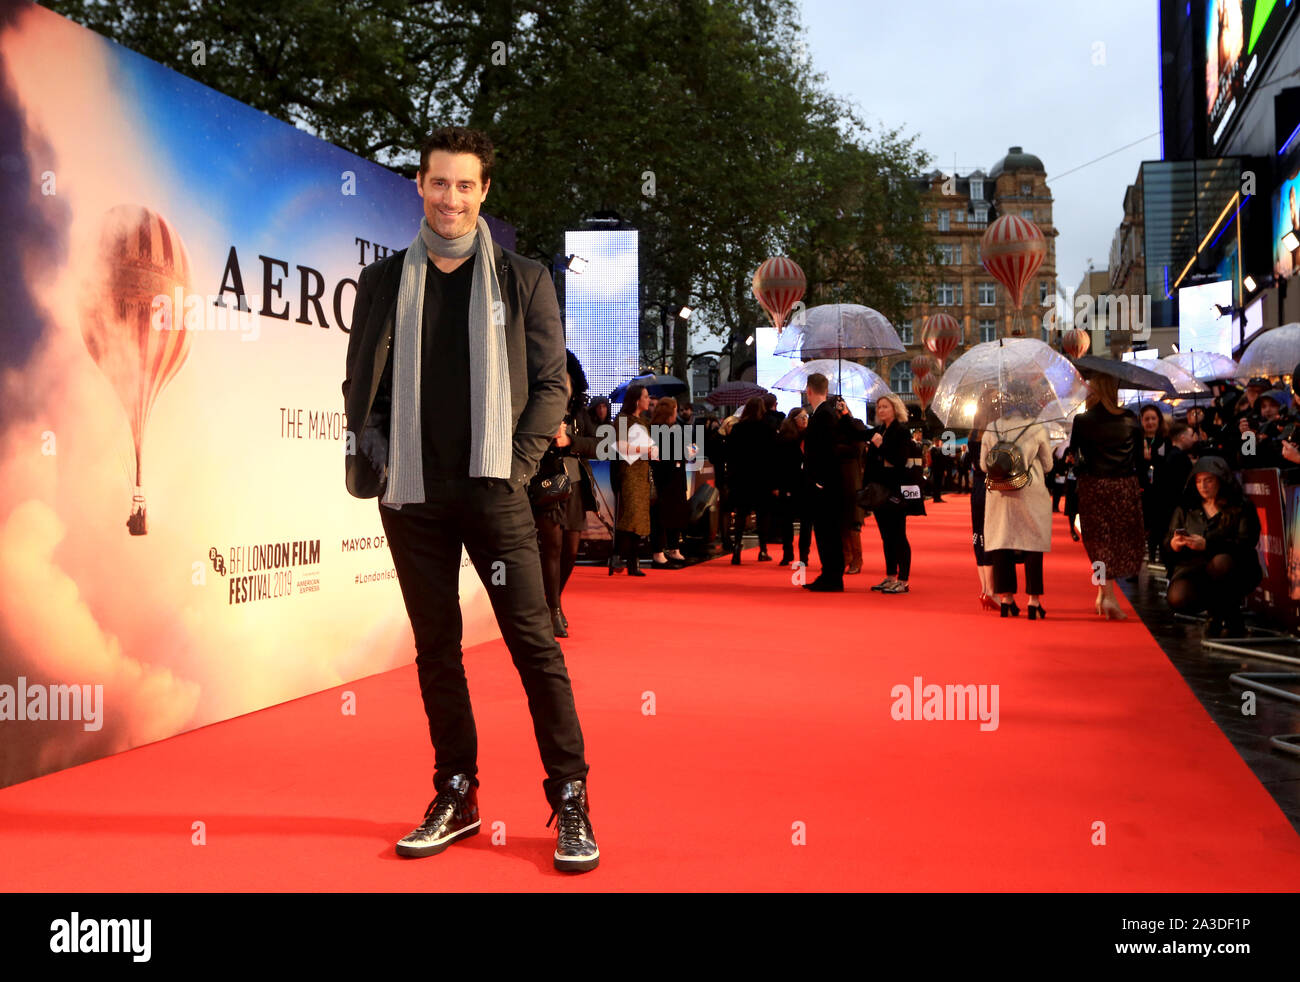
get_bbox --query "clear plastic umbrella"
[1163,351,1239,381]
[772,304,904,359]
[1235,323,1300,379]
[771,359,892,402]
[930,337,1090,430]
[1119,359,1208,404]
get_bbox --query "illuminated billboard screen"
[1178,280,1234,356]
[1207,0,1298,148]
[1273,160,1300,280]
[754,327,808,417]
[563,230,640,401]
[1207,0,1245,146]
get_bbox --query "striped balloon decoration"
[751,256,806,334]
[980,215,1046,309]
[921,313,962,368]
[914,375,938,411]
[910,354,936,381]
[1061,327,1090,359]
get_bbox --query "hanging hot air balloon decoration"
[980,215,1046,336]
[79,204,194,535]
[921,313,961,368]
[910,354,936,381]
[1061,327,1091,360]
[914,375,939,412]
[751,257,806,335]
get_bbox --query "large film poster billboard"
[0,4,500,787]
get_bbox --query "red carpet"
[2,500,1299,891]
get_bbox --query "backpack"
[985,421,1035,493]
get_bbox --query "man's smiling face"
[418,151,490,240]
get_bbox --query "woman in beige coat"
[980,390,1055,619]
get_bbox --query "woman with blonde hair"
[865,392,915,594]
[1067,373,1144,618]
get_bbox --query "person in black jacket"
[1137,403,1169,563]
[1068,374,1143,620]
[801,373,844,591]
[1164,455,1262,637]
[835,398,870,574]
[1153,421,1196,563]
[531,351,602,637]
[773,408,809,566]
[726,397,776,564]
[648,398,690,569]
[865,393,915,594]
[341,127,595,870]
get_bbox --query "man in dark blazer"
[801,373,844,591]
[342,127,598,873]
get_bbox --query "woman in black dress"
[726,397,776,564]
[649,398,689,569]
[531,350,601,637]
[772,408,809,566]
[1068,374,1144,619]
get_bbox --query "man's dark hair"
[419,127,495,184]
[1169,421,1190,442]
[762,392,778,410]
[806,372,829,395]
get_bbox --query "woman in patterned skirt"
[1068,373,1144,619]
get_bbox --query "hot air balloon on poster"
[1061,327,1090,359]
[981,215,1046,335]
[921,313,961,367]
[910,354,936,381]
[751,257,806,334]
[79,204,194,535]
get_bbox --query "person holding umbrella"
[981,381,1055,618]
[1068,373,1144,619]
[802,372,845,591]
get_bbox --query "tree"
[49,0,935,383]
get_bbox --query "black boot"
[731,539,742,565]
[547,780,599,873]
[551,607,568,638]
[628,552,646,576]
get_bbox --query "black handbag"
[855,481,891,513]
[529,454,573,507]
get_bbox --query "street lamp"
[648,301,693,375]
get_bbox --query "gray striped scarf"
[382,215,512,508]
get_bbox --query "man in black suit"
[342,127,598,872]
[801,373,844,591]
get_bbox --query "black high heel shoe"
[1027,604,1046,620]
[999,600,1021,618]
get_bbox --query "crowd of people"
[532,352,1278,640]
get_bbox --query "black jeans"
[874,506,911,580]
[379,478,588,806]
[991,550,1044,595]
